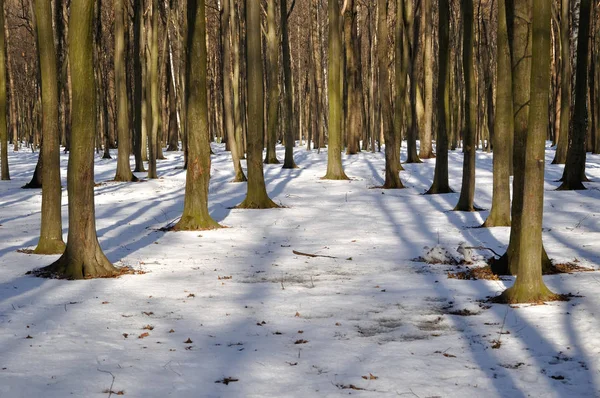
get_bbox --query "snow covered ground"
[1,143,600,397]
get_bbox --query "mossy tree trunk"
[114,0,137,182]
[426,0,452,195]
[32,0,65,254]
[171,0,221,230]
[264,0,280,164]
[454,0,478,211]
[323,0,349,180]
[237,0,278,208]
[0,1,9,181]
[558,0,591,191]
[378,0,402,188]
[42,0,117,279]
[499,0,556,303]
[482,0,512,226]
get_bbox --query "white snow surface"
[1,143,600,398]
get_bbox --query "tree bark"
[0,1,8,181]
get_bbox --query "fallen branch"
[293,250,338,259]
[465,246,502,258]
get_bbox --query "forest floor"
[1,143,600,397]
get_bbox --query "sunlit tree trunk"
[42,0,117,279]
[499,0,556,303]
[323,0,349,180]
[482,0,511,226]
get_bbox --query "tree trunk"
[420,0,435,159]
[559,0,591,190]
[32,0,65,253]
[378,0,402,188]
[344,0,363,155]
[171,0,221,230]
[454,0,478,211]
[499,0,556,303]
[281,0,297,169]
[264,0,280,164]
[482,0,512,226]
[323,0,349,180]
[42,0,117,279]
[114,0,137,181]
[553,0,571,164]
[426,0,453,194]
[0,1,8,180]
[405,0,421,163]
[133,0,146,172]
[147,0,159,179]
[237,0,278,208]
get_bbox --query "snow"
[1,142,600,397]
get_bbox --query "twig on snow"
[293,250,338,259]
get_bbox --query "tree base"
[264,157,280,165]
[282,162,299,169]
[231,171,247,183]
[236,197,281,209]
[481,212,511,228]
[22,181,42,189]
[321,172,350,180]
[425,185,454,195]
[494,282,558,304]
[170,215,222,231]
[35,249,118,280]
[113,173,139,183]
[33,239,66,255]
[557,181,587,190]
[453,204,484,212]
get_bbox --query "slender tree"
[0,1,8,181]
[237,0,278,208]
[378,0,402,188]
[32,0,65,254]
[481,0,512,226]
[114,0,137,182]
[133,0,146,172]
[281,0,297,169]
[264,0,280,164]
[420,0,434,159]
[426,0,452,194]
[499,0,556,303]
[147,0,159,179]
[323,0,349,180]
[552,0,570,164]
[558,0,591,190]
[454,0,478,211]
[344,0,363,155]
[404,0,422,164]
